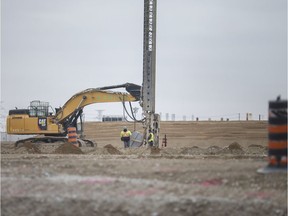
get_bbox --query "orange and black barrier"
[268,97,287,168]
[162,134,167,148]
[258,97,287,173]
[67,127,78,147]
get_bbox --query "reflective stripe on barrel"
[268,99,287,167]
[68,127,78,145]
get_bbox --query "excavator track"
[15,136,95,148]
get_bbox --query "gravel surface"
[1,121,287,216]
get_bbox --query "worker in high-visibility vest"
[148,129,154,147]
[120,126,132,148]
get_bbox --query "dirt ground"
[1,121,287,216]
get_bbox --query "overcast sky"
[1,0,287,122]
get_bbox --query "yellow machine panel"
[7,114,59,135]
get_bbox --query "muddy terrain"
[1,121,287,216]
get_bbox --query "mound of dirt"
[228,142,243,150]
[53,143,83,154]
[103,144,122,155]
[16,142,41,154]
[221,142,244,154]
[206,146,222,155]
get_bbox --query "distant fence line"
[86,112,267,122]
[98,113,266,122]
[158,113,267,121]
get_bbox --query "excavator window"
[29,101,50,117]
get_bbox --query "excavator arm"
[55,83,141,124]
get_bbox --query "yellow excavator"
[6,83,141,147]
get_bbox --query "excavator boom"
[56,85,139,123]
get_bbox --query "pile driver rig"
[141,0,160,146]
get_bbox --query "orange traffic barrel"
[67,127,79,147]
[258,96,287,173]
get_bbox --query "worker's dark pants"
[124,141,130,148]
[149,141,153,147]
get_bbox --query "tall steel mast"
[142,0,160,146]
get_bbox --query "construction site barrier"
[68,127,78,147]
[162,134,167,148]
[258,97,287,173]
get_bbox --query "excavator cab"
[28,101,50,117]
